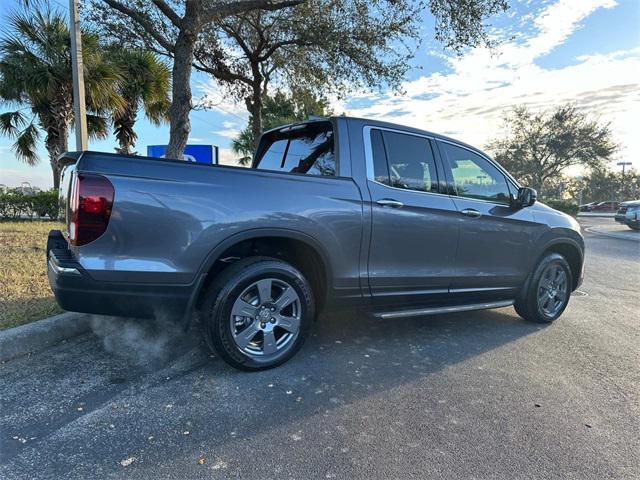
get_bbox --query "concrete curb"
[0,312,91,362]
[584,226,640,242]
[577,213,616,218]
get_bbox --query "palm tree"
[110,48,170,155]
[0,7,123,189]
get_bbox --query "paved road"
[1,218,639,479]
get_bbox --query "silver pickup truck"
[47,116,584,370]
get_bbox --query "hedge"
[0,189,59,220]
[544,199,580,217]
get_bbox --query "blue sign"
[147,145,218,164]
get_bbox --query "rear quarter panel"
[73,154,364,299]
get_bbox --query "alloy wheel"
[229,278,302,359]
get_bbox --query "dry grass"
[0,221,62,330]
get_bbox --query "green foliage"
[0,189,59,220]
[232,89,332,164]
[544,199,579,217]
[562,168,639,204]
[487,104,618,196]
[0,5,124,186]
[108,47,171,154]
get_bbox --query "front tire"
[201,256,314,371]
[515,253,572,324]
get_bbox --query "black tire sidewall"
[203,258,314,371]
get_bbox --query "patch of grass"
[0,220,62,330]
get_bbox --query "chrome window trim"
[362,125,445,198]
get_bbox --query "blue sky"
[1,0,639,189]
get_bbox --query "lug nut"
[260,322,266,328]
[270,307,276,312]
[270,318,276,323]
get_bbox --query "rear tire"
[514,253,572,324]
[200,256,314,371]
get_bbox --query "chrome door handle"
[376,199,404,208]
[461,208,482,218]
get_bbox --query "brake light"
[69,173,114,246]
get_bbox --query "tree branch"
[151,0,183,28]
[101,0,175,53]
[192,61,253,85]
[257,39,310,61]
[202,0,305,22]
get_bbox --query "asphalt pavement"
[1,217,638,479]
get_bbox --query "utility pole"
[69,0,88,151]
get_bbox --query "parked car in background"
[47,117,585,370]
[592,201,620,211]
[615,200,640,230]
[579,202,598,212]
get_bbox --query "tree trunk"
[114,103,137,155]
[248,81,263,152]
[166,28,198,159]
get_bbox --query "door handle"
[376,199,404,208]
[461,208,482,218]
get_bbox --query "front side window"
[370,129,438,193]
[254,123,335,176]
[442,143,511,204]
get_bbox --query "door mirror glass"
[515,187,537,208]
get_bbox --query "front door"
[365,128,459,306]
[437,141,543,298]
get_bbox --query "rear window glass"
[254,122,336,176]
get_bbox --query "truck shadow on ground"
[1,306,548,473]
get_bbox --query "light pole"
[617,161,632,176]
[69,0,88,151]
[617,161,633,201]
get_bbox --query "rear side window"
[441,143,512,204]
[254,122,336,176]
[370,129,439,193]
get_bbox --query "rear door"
[365,127,459,305]
[436,140,541,297]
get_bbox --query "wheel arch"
[536,237,584,291]
[195,228,332,312]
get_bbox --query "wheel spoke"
[256,279,273,303]
[262,330,277,355]
[277,314,300,333]
[274,286,297,312]
[542,295,553,312]
[234,322,260,349]
[231,298,256,318]
[545,265,554,282]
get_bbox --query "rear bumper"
[615,214,639,227]
[46,230,195,319]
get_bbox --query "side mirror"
[514,187,537,208]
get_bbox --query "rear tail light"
[69,173,114,246]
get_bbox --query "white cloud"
[195,80,249,120]
[217,147,243,167]
[0,167,53,190]
[343,0,640,170]
[212,120,242,139]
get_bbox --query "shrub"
[0,189,59,220]
[544,199,579,217]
